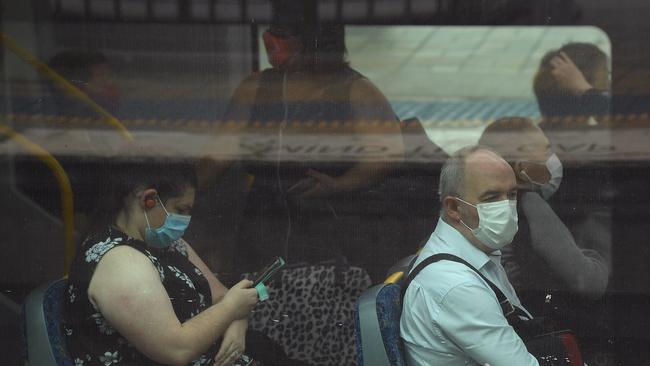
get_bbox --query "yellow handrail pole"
[0,32,133,141]
[0,123,75,276]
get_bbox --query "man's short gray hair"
[438,145,484,201]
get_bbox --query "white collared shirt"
[400,219,539,366]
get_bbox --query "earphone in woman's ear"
[145,195,157,209]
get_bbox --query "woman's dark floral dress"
[62,227,253,366]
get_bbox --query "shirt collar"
[424,218,500,270]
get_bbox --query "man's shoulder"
[405,258,485,306]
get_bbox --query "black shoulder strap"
[401,253,520,318]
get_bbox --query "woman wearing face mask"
[62,158,287,366]
[478,117,613,364]
[200,0,405,283]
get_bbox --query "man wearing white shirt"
[400,145,539,366]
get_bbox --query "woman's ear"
[512,161,526,181]
[139,188,158,210]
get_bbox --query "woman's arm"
[520,191,610,298]
[184,240,228,303]
[549,52,610,117]
[337,78,404,191]
[300,78,404,197]
[88,246,258,366]
[195,73,262,191]
[184,240,249,366]
[550,52,594,95]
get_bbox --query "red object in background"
[263,30,292,68]
[560,332,584,365]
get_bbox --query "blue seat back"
[22,278,73,366]
[355,283,407,366]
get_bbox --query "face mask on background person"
[521,153,564,200]
[143,197,191,248]
[456,197,519,250]
[263,29,297,68]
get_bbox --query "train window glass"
[4,21,251,214]
[2,3,640,364]
[258,25,611,153]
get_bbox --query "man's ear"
[442,196,461,222]
[139,188,158,210]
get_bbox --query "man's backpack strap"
[400,253,526,320]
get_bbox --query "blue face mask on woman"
[143,197,191,248]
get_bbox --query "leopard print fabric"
[246,265,372,366]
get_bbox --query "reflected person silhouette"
[533,42,610,128]
[478,117,613,364]
[204,0,405,282]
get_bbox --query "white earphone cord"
[277,70,291,259]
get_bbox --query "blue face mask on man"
[143,197,191,248]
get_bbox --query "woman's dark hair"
[271,0,348,72]
[533,42,609,116]
[83,157,197,238]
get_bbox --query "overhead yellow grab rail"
[0,32,133,141]
[0,124,75,276]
